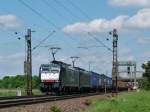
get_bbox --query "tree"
[142,61,150,80]
[0,75,40,89]
[141,61,150,90]
[32,75,40,89]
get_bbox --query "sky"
[0,0,149,78]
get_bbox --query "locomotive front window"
[42,67,50,71]
[51,70,59,73]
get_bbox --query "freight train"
[39,61,127,94]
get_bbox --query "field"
[85,91,150,112]
[0,89,43,96]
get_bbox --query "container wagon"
[77,68,91,92]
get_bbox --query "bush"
[50,106,62,112]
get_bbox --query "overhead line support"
[109,29,118,96]
[24,29,33,96]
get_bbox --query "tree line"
[0,75,40,89]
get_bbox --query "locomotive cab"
[39,63,61,93]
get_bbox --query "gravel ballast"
[0,94,110,112]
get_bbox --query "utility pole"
[24,29,33,96]
[109,29,118,95]
[49,47,61,61]
[70,56,79,67]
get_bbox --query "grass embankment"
[0,89,43,96]
[85,91,150,112]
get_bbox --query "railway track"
[0,92,104,108]
[0,95,47,100]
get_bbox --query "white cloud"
[63,8,150,34]
[63,15,128,34]
[0,14,21,31]
[126,8,150,29]
[109,0,150,7]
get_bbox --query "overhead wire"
[18,0,80,46]
[18,0,86,62]
[41,0,93,59]
[18,0,112,65]
[53,0,82,21]
[32,30,56,51]
[42,0,72,23]
[50,0,99,53]
[59,0,112,52]
[88,32,112,52]
[43,0,109,52]
[49,0,112,60]
[66,0,112,52]
[78,45,104,49]
[67,0,92,20]
[18,0,57,28]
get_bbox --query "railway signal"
[127,66,130,74]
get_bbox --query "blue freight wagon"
[90,71,100,91]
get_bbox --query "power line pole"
[70,56,79,67]
[109,29,118,96]
[24,29,32,96]
[49,47,61,61]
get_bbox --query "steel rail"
[0,92,104,108]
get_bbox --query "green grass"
[0,89,43,96]
[50,106,63,112]
[85,91,150,112]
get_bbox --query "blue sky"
[0,0,149,78]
